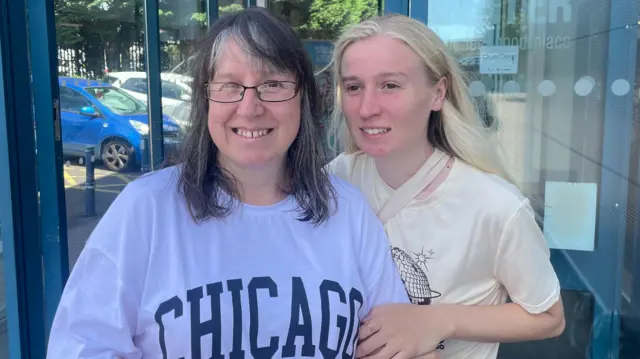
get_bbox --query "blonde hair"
[327,14,516,185]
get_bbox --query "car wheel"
[102,139,135,172]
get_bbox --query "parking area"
[62,159,143,267]
[63,160,140,194]
[62,159,142,221]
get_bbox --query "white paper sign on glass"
[543,181,598,252]
[479,46,519,74]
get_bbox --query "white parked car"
[104,71,193,129]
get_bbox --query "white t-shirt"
[329,151,561,359]
[47,166,409,358]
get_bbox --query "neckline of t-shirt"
[216,188,296,214]
[370,155,460,204]
[240,194,295,213]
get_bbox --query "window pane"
[428,0,639,357]
[220,0,244,16]
[270,0,380,159]
[121,78,149,94]
[85,87,148,116]
[157,0,209,135]
[55,1,148,270]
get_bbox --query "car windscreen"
[84,86,146,115]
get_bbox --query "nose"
[359,87,381,119]
[236,88,265,118]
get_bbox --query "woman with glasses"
[46,8,412,358]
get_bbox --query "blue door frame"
[0,0,48,356]
[28,0,71,340]
[388,0,639,357]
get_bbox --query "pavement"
[62,159,141,268]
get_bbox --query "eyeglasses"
[205,81,299,103]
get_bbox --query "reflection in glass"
[269,0,379,158]
[429,1,640,358]
[219,0,244,17]
[156,0,210,130]
[84,87,147,116]
[55,0,148,270]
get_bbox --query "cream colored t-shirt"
[328,151,561,359]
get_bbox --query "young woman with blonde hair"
[327,14,565,359]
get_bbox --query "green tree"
[55,0,146,77]
[54,0,377,77]
[271,0,378,40]
[191,4,245,25]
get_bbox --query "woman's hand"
[356,304,453,359]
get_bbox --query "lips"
[361,127,391,135]
[232,128,274,139]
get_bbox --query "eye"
[259,81,295,95]
[211,83,242,92]
[264,81,285,89]
[344,84,361,92]
[382,82,401,90]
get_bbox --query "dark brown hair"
[177,7,336,226]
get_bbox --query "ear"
[431,76,448,111]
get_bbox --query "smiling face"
[208,38,301,171]
[340,35,446,158]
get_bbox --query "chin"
[355,142,393,158]
[233,152,283,168]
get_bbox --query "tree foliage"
[271,0,377,40]
[54,0,378,77]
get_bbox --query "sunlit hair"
[177,7,336,225]
[327,13,515,185]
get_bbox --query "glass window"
[219,0,244,16]
[59,87,93,111]
[121,78,148,94]
[156,0,210,129]
[85,87,147,115]
[161,80,188,100]
[103,75,120,84]
[269,0,380,158]
[427,0,639,358]
[55,0,221,272]
[55,0,149,268]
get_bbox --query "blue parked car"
[58,76,182,172]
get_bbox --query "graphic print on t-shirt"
[412,248,435,272]
[390,247,441,305]
[153,276,365,359]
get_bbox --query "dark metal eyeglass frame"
[204,81,299,103]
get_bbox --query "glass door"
[5,0,236,356]
[423,0,639,358]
